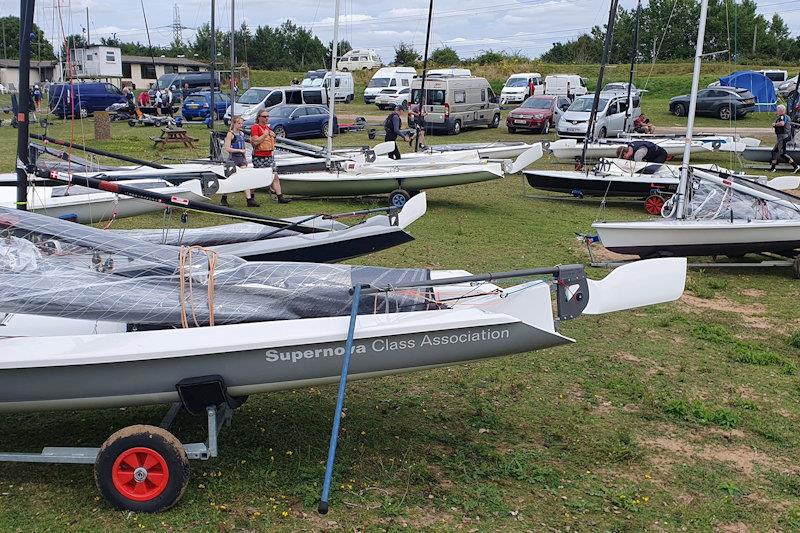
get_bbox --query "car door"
[555,97,570,125]
[104,83,124,109]
[695,89,712,114]
[289,107,309,136]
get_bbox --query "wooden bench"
[150,127,199,149]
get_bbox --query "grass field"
[0,65,799,532]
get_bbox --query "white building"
[0,59,60,91]
[121,55,209,90]
[69,46,123,79]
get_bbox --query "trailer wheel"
[95,425,189,513]
[388,189,410,207]
[644,194,665,215]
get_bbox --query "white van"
[427,68,471,77]
[545,74,588,99]
[410,75,500,135]
[758,69,789,91]
[301,70,355,103]
[364,67,417,104]
[223,85,326,125]
[500,72,543,104]
[337,49,381,71]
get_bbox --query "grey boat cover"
[0,206,434,326]
[681,171,800,221]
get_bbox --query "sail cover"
[0,206,434,326]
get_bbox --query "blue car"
[49,82,126,119]
[266,104,338,139]
[181,91,230,121]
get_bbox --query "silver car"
[557,91,642,139]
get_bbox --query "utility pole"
[752,22,757,55]
[86,7,90,45]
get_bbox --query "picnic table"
[150,127,199,149]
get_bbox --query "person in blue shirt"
[770,104,799,173]
[32,85,42,112]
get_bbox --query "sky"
[5,0,800,62]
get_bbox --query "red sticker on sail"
[171,196,190,205]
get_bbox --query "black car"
[669,86,756,120]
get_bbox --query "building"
[121,55,208,89]
[0,59,60,90]
[69,46,123,79]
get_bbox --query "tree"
[325,40,352,67]
[0,16,56,60]
[393,42,420,66]
[60,34,86,61]
[430,46,460,65]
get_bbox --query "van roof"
[508,72,541,78]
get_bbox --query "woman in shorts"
[220,115,260,207]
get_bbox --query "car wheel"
[322,122,329,137]
[598,126,607,138]
[718,105,732,120]
[274,125,286,138]
[673,103,686,116]
[541,121,550,134]
[489,113,500,128]
[451,120,462,135]
[507,126,516,134]
[346,94,353,103]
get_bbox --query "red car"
[506,95,571,134]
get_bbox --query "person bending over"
[616,140,668,164]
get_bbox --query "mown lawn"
[0,69,798,532]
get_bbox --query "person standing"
[163,87,174,117]
[384,104,410,159]
[769,104,799,173]
[181,82,190,103]
[32,84,42,111]
[250,110,290,204]
[408,103,427,151]
[615,140,668,164]
[219,115,260,207]
[154,90,163,116]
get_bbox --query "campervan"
[500,72,543,104]
[410,75,500,135]
[301,70,355,103]
[364,67,417,104]
[337,49,381,71]
[427,68,471,77]
[223,85,326,125]
[544,74,587,99]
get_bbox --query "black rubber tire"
[451,120,462,135]
[673,103,686,117]
[154,119,163,128]
[388,189,411,207]
[598,127,607,138]
[489,114,500,128]
[541,121,550,134]
[79,107,88,119]
[718,105,732,120]
[377,104,384,110]
[321,122,329,137]
[507,126,516,134]
[346,94,353,103]
[273,126,286,138]
[95,425,189,513]
[341,68,348,72]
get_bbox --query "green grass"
[0,64,798,531]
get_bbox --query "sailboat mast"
[622,0,641,133]
[16,0,36,211]
[579,0,619,168]
[209,0,216,131]
[325,0,341,168]
[675,0,709,220]
[230,0,236,104]
[415,0,434,152]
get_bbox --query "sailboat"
[592,0,800,276]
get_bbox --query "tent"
[718,71,777,112]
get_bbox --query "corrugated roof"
[0,59,58,68]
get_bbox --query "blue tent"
[718,70,777,112]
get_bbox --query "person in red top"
[527,78,536,98]
[250,110,290,204]
[137,90,150,107]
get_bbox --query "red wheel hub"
[111,447,170,502]
[645,195,665,215]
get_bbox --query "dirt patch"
[642,436,776,476]
[585,245,639,263]
[614,351,643,364]
[741,289,765,298]
[680,294,775,331]
[716,522,749,533]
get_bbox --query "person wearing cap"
[615,140,668,163]
[32,84,42,112]
[384,104,411,159]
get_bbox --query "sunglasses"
[259,115,269,119]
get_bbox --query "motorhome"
[336,49,381,71]
[223,85,326,125]
[364,67,417,104]
[410,75,500,135]
[301,70,355,103]
[544,74,587,99]
[500,72,543,104]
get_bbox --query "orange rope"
[178,245,218,328]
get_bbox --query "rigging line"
[642,0,679,92]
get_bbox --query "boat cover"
[0,206,434,326]
[682,172,800,221]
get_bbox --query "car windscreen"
[301,78,324,87]
[368,78,390,88]
[184,96,206,105]
[154,75,179,90]
[568,97,607,112]
[269,106,294,118]
[521,98,551,109]
[505,78,529,88]
[238,88,270,104]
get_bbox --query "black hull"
[525,172,677,198]
[607,240,800,259]
[238,230,415,263]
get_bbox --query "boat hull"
[742,146,800,163]
[525,170,677,197]
[594,219,800,257]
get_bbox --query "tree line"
[540,0,800,64]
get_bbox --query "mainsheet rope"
[178,245,219,328]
